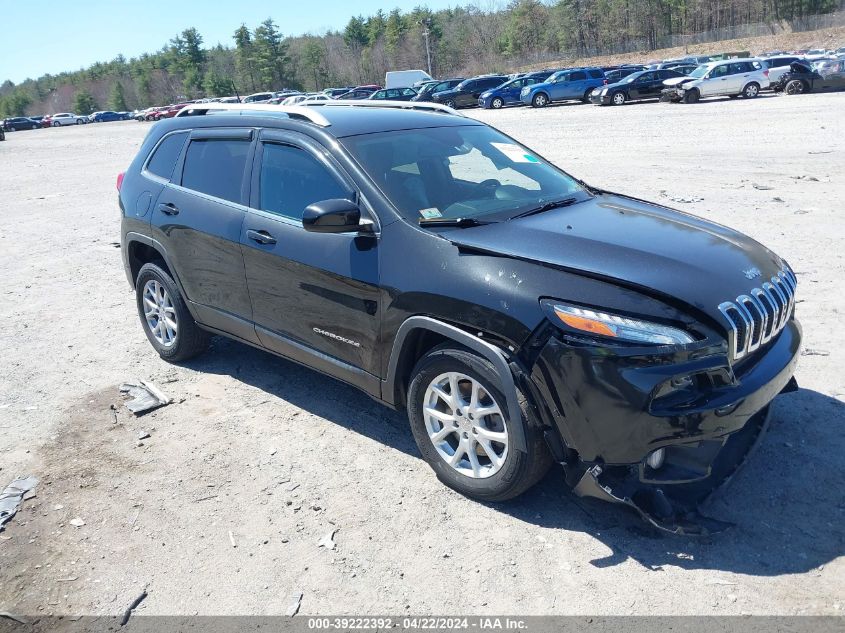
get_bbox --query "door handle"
[158,202,179,215]
[246,229,277,245]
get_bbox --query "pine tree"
[108,82,128,111]
[73,90,97,115]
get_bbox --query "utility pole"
[421,18,433,76]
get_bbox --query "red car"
[41,115,53,128]
[157,103,191,120]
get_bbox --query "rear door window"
[181,138,251,204]
[146,132,188,181]
[258,143,350,221]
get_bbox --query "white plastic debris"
[317,529,338,550]
[120,381,171,414]
[69,517,85,527]
[0,476,39,531]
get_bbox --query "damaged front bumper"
[529,318,801,535]
[660,88,685,102]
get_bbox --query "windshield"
[342,125,588,225]
[688,64,710,78]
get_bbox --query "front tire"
[682,88,700,104]
[491,97,504,109]
[444,99,456,109]
[135,262,209,362]
[611,91,626,106]
[531,92,549,108]
[785,79,807,95]
[742,82,760,98]
[407,345,552,502]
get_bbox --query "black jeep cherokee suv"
[119,101,801,534]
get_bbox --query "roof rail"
[308,99,464,117]
[174,103,332,127]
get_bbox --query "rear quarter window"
[570,71,587,81]
[145,132,188,181]
[588,69,603,79]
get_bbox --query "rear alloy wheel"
[785,79,807,95]
[407,345,552,501]
[135,262,209,362]
[683,88,700,104]
[611,91,626,106]
[742,82,760,98]
[582,89,594,103]
[531,93,548,108]
[491,97,504,109]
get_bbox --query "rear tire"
[407,345,553,502]
[682,88,700,104]
[742,82,760,99]
[135,262,209,362]
[582,89,594,103]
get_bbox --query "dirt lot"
[1,93,843,618]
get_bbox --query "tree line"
[0,0,841,116]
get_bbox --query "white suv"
[661,58,770,103]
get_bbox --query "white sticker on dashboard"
[491,142,540,163]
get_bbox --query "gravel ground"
[1,93,843,618]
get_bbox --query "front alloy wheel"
[423,372,508,478]
[142,279,177,347]
[531,93,548,107]
[491,97,504,109]
[611,91,626,105]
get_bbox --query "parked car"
[591,69,687,105]
[48,112,87,126]
[90,110,130,123]
[773,59,845,94]
[157,104,191,119]
[3,116,40,131]
[335,88,377,100]
[0,127,4,141]
[603,66,647,84]
[412,78,464,102]
[478,72,553,109]
[661,59,769,103]
[242,92,274,103]
[521,67,606,107]
[119,100,801,534]
[431,75,508,108]
[760,56,804,85]
[324,87,355,98]
[369,87,418,101]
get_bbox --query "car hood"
[440,194,787,323]
[663,76,695,86]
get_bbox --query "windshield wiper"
[418,217,492,228]
[510,197,579,220]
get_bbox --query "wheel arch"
[383,316,527,452]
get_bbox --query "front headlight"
[544,301,695,345]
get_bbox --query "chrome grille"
[718,268,796,361]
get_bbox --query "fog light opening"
[646,448,666,470]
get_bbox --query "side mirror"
[302,198,367,233]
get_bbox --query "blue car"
[89,111,130,123]
[477,72,555,109]
[520,67,606,107]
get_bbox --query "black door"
[240,131,381,391]
[151,128,257,343]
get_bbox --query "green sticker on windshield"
[420,208,442,219]
[491,142,540,163]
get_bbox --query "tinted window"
[570,71,587,81]
[588,69,603,79]
[181,138,250,203]
[146,132,188,180]
[259,143,350,221]
[480,77,504,89]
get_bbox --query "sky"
[1,0,463,84]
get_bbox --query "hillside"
[1,1,843,117]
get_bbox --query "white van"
[385,70,433,89]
